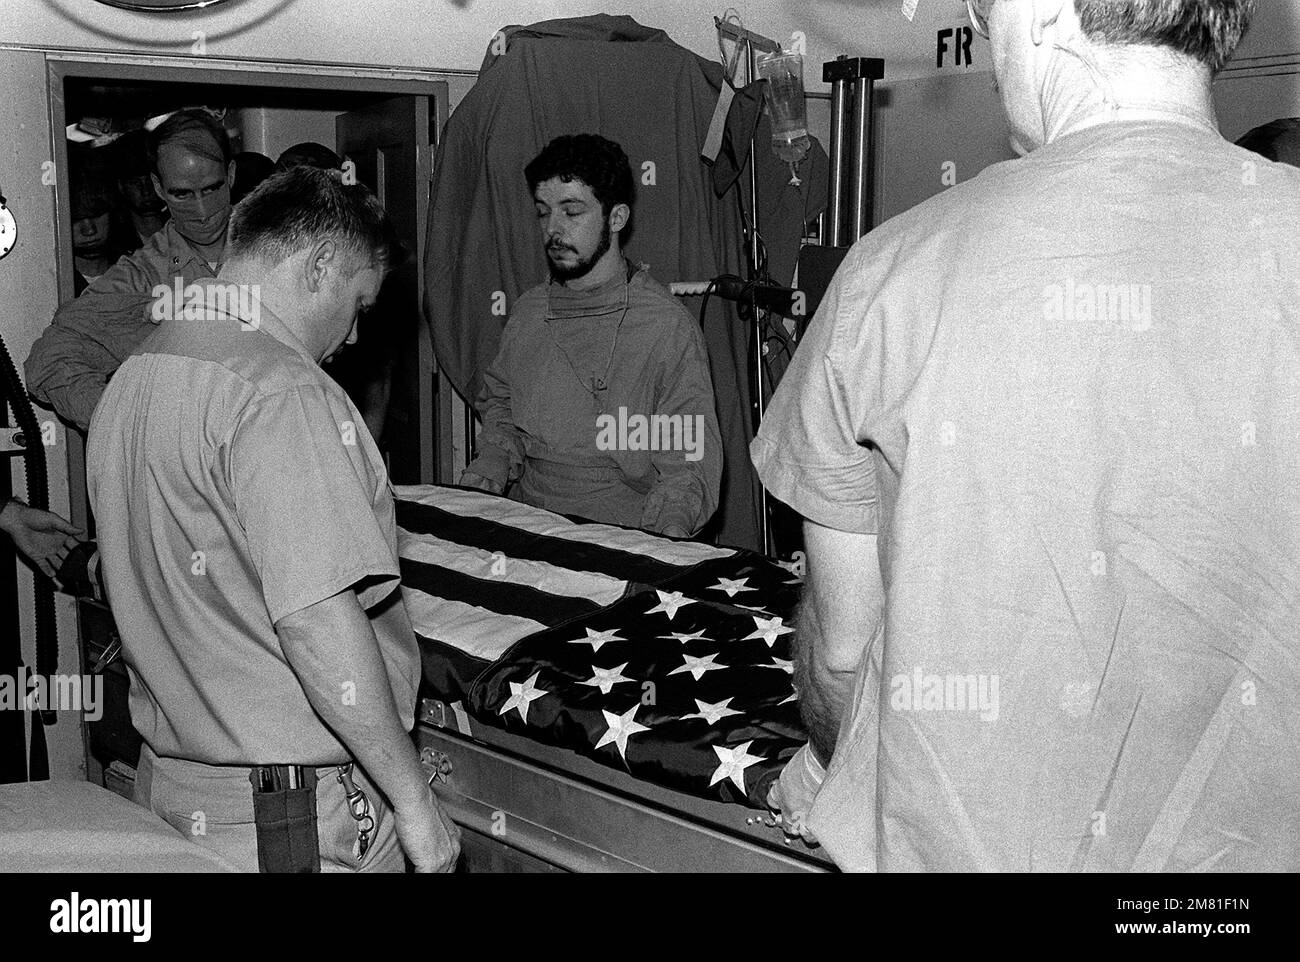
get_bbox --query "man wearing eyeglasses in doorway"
[754,0,1300,872]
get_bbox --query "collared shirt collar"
[189,278,320,366]
[162,220,228,278]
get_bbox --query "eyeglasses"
[967,0,991,39]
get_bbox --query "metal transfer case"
[415,699,833,873]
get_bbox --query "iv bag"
[757,50,811,165]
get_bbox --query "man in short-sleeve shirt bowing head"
[87,166,460,873]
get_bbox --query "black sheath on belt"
[249,766,320,873]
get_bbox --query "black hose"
[0,331,57,778]
[698,279,717,332]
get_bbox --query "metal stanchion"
[824,57,885,245]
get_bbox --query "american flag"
[395,485,807,807]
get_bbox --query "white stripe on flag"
[401,586,545,661]
[393,484,736,567]
[397,529,627,606]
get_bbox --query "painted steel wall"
[0,49,85,780]
[3,0,1297,85]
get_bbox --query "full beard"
[548,221,612,284]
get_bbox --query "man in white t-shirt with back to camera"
[756,0,1300,871]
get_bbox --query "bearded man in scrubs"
[461,134,722,538]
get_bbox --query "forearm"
[795,520,885,765]
[793,598,861,765]
[24,332,102,431]
[34,379,102,432]
[639,413,721,536]
[469,350,528,486]
[463,431,521,488]
[25,306,145,430]
[641,321,722,535]
[276,591,428,810]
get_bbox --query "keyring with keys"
[336,763,375,862]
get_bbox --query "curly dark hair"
[525,134,635,218]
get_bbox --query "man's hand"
[766,743,825,843]
[0,501,82,580]
[458,470,505,495]
[660,523,690,539]
[394,785,462,873]
[277,590,460,875]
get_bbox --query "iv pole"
[715,17,780,555]
[703,25,885,558]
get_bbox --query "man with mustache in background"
[27,108,235,432]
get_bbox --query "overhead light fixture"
[90,0,232,11]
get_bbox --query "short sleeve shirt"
[87,301,419,765]
[753,121,1300,871]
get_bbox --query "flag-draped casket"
[395,485,807,807]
